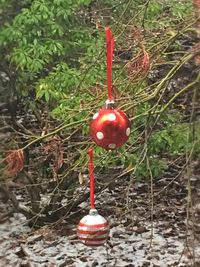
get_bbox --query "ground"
[0,164,200,267]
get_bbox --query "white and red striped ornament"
[77,208,109,246]
[77,148,110,246]
[90,27,131,150]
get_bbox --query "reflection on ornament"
[90,106,131,150]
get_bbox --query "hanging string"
[105,27,114,101]
[88,147,95,209]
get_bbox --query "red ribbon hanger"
[105,27,114,101]
[88,147,95,209]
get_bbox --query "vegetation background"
[0,0,199,246]
[1,0,200,266]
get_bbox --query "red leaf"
[127,47,150,80]
[5,149,24,176]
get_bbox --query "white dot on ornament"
[96,131,104,140]
[108,143,116,149]
[93,112,99,120]
[107,113,116,121]
[126,127,131,136]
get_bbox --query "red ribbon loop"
[89,147,95,209]
[105,27,114,101]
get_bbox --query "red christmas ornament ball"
[90,106,131,150]
[77,209,109,246]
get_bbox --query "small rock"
[141,262,150,267]
[147,254,160,260]
[91,260,98,267]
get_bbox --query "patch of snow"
[0,214,199,267]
